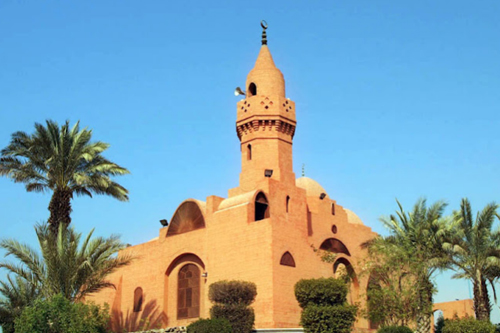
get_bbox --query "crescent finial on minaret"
[261,20,268,45]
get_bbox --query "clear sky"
[1,0,500,326]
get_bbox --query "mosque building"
[90,23,401,332]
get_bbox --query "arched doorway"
[177,264,200,319]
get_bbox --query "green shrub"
[211,304,254,333]
[186,318,232,333]
[442,316,496,333]
[14,294,110,333]
[209,280,257,306]
[377,326,413,333]
[300,304,357,333]
[294,278,348,308]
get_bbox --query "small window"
[133,287,143,312]
[286,196,290,213]
[248,82,257,96]
[247,144,252,160]
[280,252,296,267]
[255,192,270,221]
[331,225,337,234]
[331,203,336,215]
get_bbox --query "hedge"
[208,280,257,306]
[186,318,232,333]
[377,326,413,333]
[210,304,254,333]
[442,316,496,333]
[294,278,348,308]
[14,294,109,333]
[300,304,357,333]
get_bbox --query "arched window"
[177,264,200,319]
[331,203,336,215]
[320,238,351,256]
[247,144,252,160]
[280,251,296,267]
[286,196,290,213]
[133,287,143,312]
[255,192,270,221]
[248,82,257,96]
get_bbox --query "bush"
[377,326,413,333]
[14,294,110,333]
[294,278,348,308]
[300,304,357,333]
[211,304,254,333]
[442,316,496,333]
[187,318,232,333]
[209,280,257,306]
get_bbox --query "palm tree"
[0,120,129,232]
[442,198,500,321]
[379,198,449,333]
[0,223,133,302]
[0,275,39,333]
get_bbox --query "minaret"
[236,22,296,190]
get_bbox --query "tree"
[14,293,110,333]
[363,238,422,328]
[377,198,449,333]
[0,120,129,232]
[0,275,39,333]
[442,198,500,321]
[0,223,132,302]
[434,313,445,333]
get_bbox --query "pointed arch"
[280,251,296,267]
[255,192,270,221]
[320,238,351,256]
[167,200,206,237]
[133,287,143,312]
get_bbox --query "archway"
[333,257,359,305]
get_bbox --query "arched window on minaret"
[286,196,290,213]
[248,82,257,97]
[255,192,270,221]
[133,287,143,312]
[247,144,252,160]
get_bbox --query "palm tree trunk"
[416,314,431,333]
[415,277,433,333]
[48,188,72,233]
[473,279,491,320]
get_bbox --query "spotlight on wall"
[264,169,273,177]
[319,193,326,200]
[160,219,169,227]
[201,272,208,278]
[234,87,246,96]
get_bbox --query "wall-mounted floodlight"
[160,219,169,227]
[319,193,326,200]
[234,87,246,96]
[201,272,208,278]
[265,169,273,177]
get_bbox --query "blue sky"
[1,0,500,326]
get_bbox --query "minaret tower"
[236,22,296,190]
